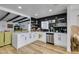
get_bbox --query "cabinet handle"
[30,35,31,38]
[39,34,41,38]
[25,37,27,40]
[58,37,61,40]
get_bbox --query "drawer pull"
[25,37,27,40]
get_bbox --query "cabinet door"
[0,32,4,46]
[54,33,61,46]
[60,33,67,47]
[29,33,35,42]
[18,34,26,44]
[30,33,37,40]
[5,32,12,45]
[38,32,46,43]
[54,33,67,48]
[17,33,27,48]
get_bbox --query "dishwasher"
[46,33,54,44]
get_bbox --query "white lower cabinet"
[30,32,37,40]
[12,32,37,49]
[54,33,67,48]
[28,32,37,43]
[37,32,46,43]
[17,33,28,48]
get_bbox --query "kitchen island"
[12,32,37,49]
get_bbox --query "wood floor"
[0,40,78,54]
[0,40,66,54]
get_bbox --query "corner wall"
[67,5,79,52]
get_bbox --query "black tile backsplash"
[31,13,67,33]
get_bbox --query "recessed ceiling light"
[49,9,52,12]
[35,14,38,16]
[18,6,22,9]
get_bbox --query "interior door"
[0,32,4,46]
[5,32,12,45]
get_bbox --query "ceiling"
[0,9,29,23]
[0,4,68,18]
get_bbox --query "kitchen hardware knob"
[58,37,61,40]
[25,37,27,40]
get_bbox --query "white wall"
[0,21,31,32]
[0,21,14,31]
[67,5,79,52]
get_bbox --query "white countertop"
[13,31,67,34]
[32,31,67,33]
